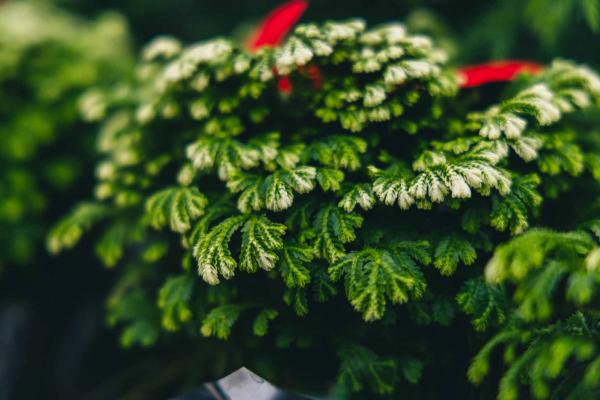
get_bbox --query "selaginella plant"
[0,1,131,270]
[50,18,600,398]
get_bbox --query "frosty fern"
[51,19,600,398]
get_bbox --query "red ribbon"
[249,0,544,90]
[456,61,543,88]
[247,0,309,51]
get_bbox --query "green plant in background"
[469,228,600,400]
[50,17,600,399]
[449,0,600,64]
[0,1,131,270]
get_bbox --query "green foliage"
[457,278,508,331]
[330,244,428,320]
[433,236,477,275]
[252,308,279,336]
[107,284,161,347]
[313,205,363,263]
[200,304,247,339]
[0,1,131,269]
[193,214,286,284]
[158,275,194,330]
[489,174,542,234]
[470,229,600,399]
[279,242,313,288]
[337,343,397,394]
[47,202,109,253]
[146,186,208,233]
[51,16,600,399]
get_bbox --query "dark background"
[1,1,599,399]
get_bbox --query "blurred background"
[57,0,600,64]
[1,0,599,399]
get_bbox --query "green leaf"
[311,266,338,302]
[408,293,456,326]
[187,201,236,247]
[468,330,519,385]
[338,183,376,212]
[107,289,161,348]
[146,186,207,233]
[434,236,477,275]
[158,275,194,331]
[142,241,169,263]
[96,223,128,267]
[47,202,109,254]
[582,0,600,32]
[253,309,279,336]
[193,215,285,283]
[229,166,317,212]
[227,172,264,213]
[283,288,309,316]
[280,243,313,288]
[496,84,560,127]
[490,174,542,235]
[316,168,344,192]
[200,304,247,339]
[372,149,512,210]
[537,133,584,177]
[400,357,424,384]
[264,166,317,211]
[239,215,286,272]
[186,134,280,180]
[485,229,594,284]
[307,135,367,170]
[330,246,427,321]
[485,229,598,321]
[313,205,363,263]
[457,278,507,331]
[193,215,247,284]
[337,343,397,395]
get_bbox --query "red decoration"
[277,76,293,94]
[457,61,543,88]
[249,1,544,92]
[247,0,309,51]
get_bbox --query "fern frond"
[95,222,129,267]
[307,135,367,171]
[337,343,397,394]
[372,145,511,210]
[313,205,363,263]
[330,245,427,321]
[146,186,207,233]
[193,215,247,284]
[200,304,247,339]
[186,134,279,180]
[158,275,194,331]
[193,214,285,283]
[107,288,161,348]
[253,308,279,336]
[338,183,376,212]
[490,174,542,234]
[316,168,345,192]
[433,236,477,275]
[228,166,317,212]
[280,243,313,288]
[457,278,508,331]
[47,202,109,253]
[239,215,286,272]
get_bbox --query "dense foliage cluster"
[50,17,600,399]
[0,1,131,269]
